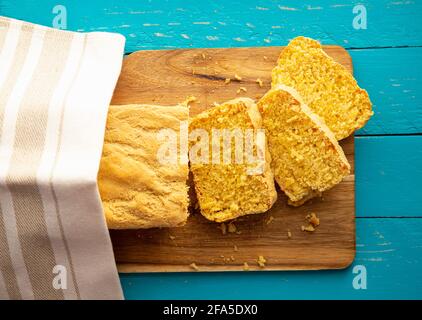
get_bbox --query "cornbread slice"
[258,85,350,205]
[272,36,373,140]
[189,98,277,222]
[98,104,189,229]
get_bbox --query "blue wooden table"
[2,0,421,299]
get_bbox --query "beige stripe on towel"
[5,27,77,300]
[35,33,88,301]
[0,22,36,300]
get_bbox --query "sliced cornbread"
[272,36,373,140]
[189,98,277,222]
[98,104,189,229]
[258,85,350,205]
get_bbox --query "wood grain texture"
[111,45,352,109]
[110,45,355,272]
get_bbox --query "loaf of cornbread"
[189,98,277,222]
[258,85,350,205]
[272,36,373,140]
[98,104,189,229]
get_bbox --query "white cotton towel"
[0,16,125,300]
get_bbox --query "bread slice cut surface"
[189,98,277,222]
[272,36,373,140]
[258,85,350,205]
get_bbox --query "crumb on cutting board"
[234,74,242,81]
[306,212,320,227]
[302,224,315,232]
[233,245,238,252]
[219,223,227,235]
[256,78,263,87]
[182,95,197,106]
[243,262,250,271]
[302,212,320,232]
[266,216,274,225]
[189,263,199,271]
[237,87,247,94]
[287,229,292,239]
[257,255,266,268]
[169,235,176,240]
[227,222,237,233]
[224,78,231,84]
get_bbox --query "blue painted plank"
[355,136,422,217]
[1,0,421,51]
[120,218,422,300]
[352,48,422,135]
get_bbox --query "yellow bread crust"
[258,85,351,204]
[98,104,189,229]
[272,36,373,140]
[189,97,277,222]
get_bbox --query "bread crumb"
[237,87,247,94]
[194,202,199,210]
[219,223,227,235]
[306,212,320,227]
[227,222,237,233]
[263,56,268,60]
[224,78,231,84]
[201,53,206,59]
[236,231,242,235]
[182,95,197,106]
[287,229,292,239]
[189,263,199,271]
[212,102,220,107]
[257,255,266,268]
[192,68,195,75]
[256,78,263,87]
[234,74,242,81]
[169,235,176,240]
[301,213,320,232]
[243,262,250,271]
[266,216,274,225]
[302,225,315,232]
[230,255,235,261]
[233,245,238,252]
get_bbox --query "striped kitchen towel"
[0,16,124,299]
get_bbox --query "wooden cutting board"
[110,46,355,272]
